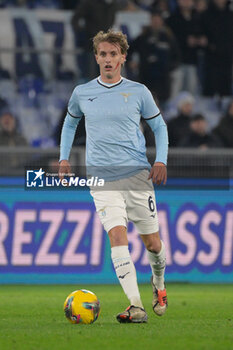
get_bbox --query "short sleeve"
[67,87,83,118]
[141,85,160,120]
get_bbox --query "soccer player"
[59,30,168,323]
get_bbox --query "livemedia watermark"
[25,168,104,190]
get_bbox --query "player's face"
[95,41,126,83]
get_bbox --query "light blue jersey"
[60,77,168,180]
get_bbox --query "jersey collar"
[97,76,123,89]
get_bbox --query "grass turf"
[0,284,232,350]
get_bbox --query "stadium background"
[0,0,232,286]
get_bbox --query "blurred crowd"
[70,0,233,100]
[0,0,233,150]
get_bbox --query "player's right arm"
[59,87,83,180]
[59,160,72,180]
[59,113,81,179]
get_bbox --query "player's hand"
[148,162,167,185]
[59,159,71,180]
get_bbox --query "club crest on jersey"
[120,93,132,102]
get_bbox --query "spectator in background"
[60,0,79,10]
[179,113,222,148]
[154,0,171,18]
[0,96,9,114]
[193,0,208,90]
[0,63,11,79]
[201,0,233,96]
[0,111,27,172]
[213,100,233,148]
[195,0,208,14]
[71,0,120,79]
[123,0,141,11]
[0,111,27,146]
[127,10,180,105]
[134,0,165,12]
[167,91,194,146]
[166,0,206,96]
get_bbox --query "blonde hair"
[93,29,129,55]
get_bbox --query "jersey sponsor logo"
[120,93,132,102]
[88,97,98,102]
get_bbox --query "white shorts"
[90,170,159,235]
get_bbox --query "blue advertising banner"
[0,178,232,284]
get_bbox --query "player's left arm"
[145,115,168,185]
[140,85,168,185]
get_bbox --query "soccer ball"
[64,289,100,324]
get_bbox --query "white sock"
[147,240,166,290]
[111,245,143,308]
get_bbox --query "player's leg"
[90,189,147,323]
[109,225,147,323]
[125,173,168,317]
[140,232,165,290]
[110,225,142,307]
[140,232,167,316]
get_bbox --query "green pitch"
[0,284,232,350]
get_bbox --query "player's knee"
[144,237,161,253]
[108,225,128,247]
